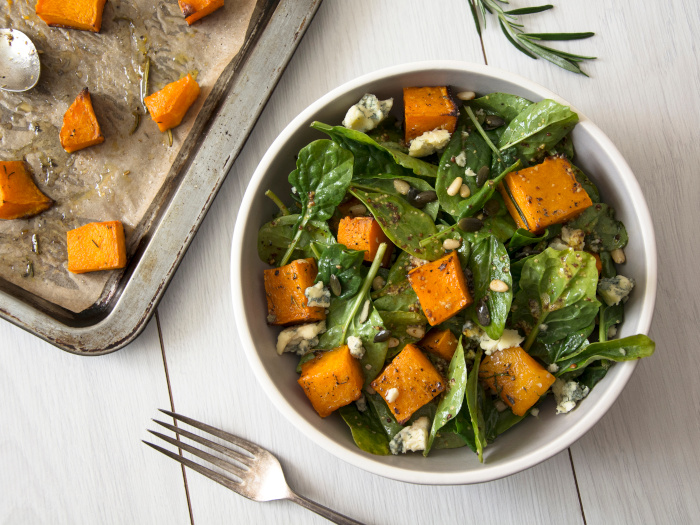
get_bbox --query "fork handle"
[287,491,365,525]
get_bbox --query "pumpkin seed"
[413,190,437,207]
[476,296,491,326]
[373,329,391,343]
[476,166,490,187]
[483,115,505,130]
[458,217,483,232]
[483,198,500,216]
[329,274,341,296]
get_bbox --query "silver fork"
[144,409,363,525]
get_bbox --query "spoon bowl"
[0,29,41,92]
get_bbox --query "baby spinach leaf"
[528,322,595,365]
[465,235,512,340]
[311,122,437,179]
[468,92,533,123]
[513,248,600,350]
[599,302,624,342]
[351,173,439,220]
[280,140,353,265]
[366,393,403,438]
[556,334,655,376]
[257,214,334,266]
[499,99,579,152]
[571,164,600,203]
[431,419,469,450]
[350,189,444,260]
[576,361,611,390]
[315,244,365,299]
[599,251,617,279]
[456,160,522,219]
[425,339,468,455]
[507,228,548,251]
[465,349,486,462]
[338,404,390,455]
[366,116,408,153]
[567,203,628,252]
[547,134,575,160]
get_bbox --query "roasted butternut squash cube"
[60,88,105,153]
[479,346,555,416]
[408,251,472,326]
[67,221,127,273]
[498,156,593,234]
[337,216,393,266]
[144,74,201,132]
[178,0,224,25]
[36,0,107,32]
[298,345,364,418]
[0,161,53,220]
[403,86,459,142]
[419,328,458,361]
[263,258,326,326]
[370,343,445,424]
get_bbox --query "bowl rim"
[231,60,657,485]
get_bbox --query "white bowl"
[231,61,657,484]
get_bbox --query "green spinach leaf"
[315,244,365,299]
[599,302,624,342]
[468,92,533,123]
[507,228,548,251]
[528,322,595,365]
[338,404,390,455]
[556,334,655,376]
[351,174,439,220]
[499,99,579,152]
[567,203,628,252]
[465,349,486,462]
[366,393,403,438]
[571,164,601,203]
[257,214,334,265]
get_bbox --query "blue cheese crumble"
[389,417,430,454]
[276,321,326,355]
[342,94,393,132]
[552,378,590,414]
[598,275,635,306]
[408,129,452,157]
[479,329,525,356]
[304,281,331,308]
[347,335,365,359]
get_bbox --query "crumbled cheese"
[547,363,559,374]
[552,378,590,414]
[454,151,467,167]
[561,226,585,251]
[548,238,570,251]
[408,129,452,157]
[598,275,635,306]
[276,321,326,355]
[304,281,331,308]
[347,335,365,359]
[355,395,367,412]
[530,407,540,417]
[608,326,618,339]
[385,387,399,403]
[389,417,430,454]
[342,94,393,132]
[464,167,476,177]
[478,329,525,356]
[493,400,508,412]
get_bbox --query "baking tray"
[0,0,322,355]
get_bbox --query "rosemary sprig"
[469,0,596,75]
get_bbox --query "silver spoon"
[0,29,41,92]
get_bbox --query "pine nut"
[372,275,386,291]
[489,279,509,292]
[611,248,626,264]
[406,324,425,339]
[443,238,461,251]
[393,179,411,195]
[447,176,463,196]
[456,91,476,101]
[460,184,471,198]
[348,203,367,216]
[388,337,400,348]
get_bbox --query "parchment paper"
[0,0,256,312]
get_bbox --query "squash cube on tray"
[370,343,445,424]
[67,221,127,274]
[60,88,105,153]
[498,156,593,234]
[403,86,459,142]
[337,216,393,266]
[0,161,53,220]
[263,258,326,326]
[298,345,364,418]
[419,328,458,361]
[178,0,224,25]
[35,0,107,32]
[408,251,472,326]
[144,74,201,132]
[479,346,555,416]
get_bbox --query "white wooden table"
[3,1,699,523]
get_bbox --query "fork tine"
[159,409,264,456]
[143,441,245,495]
[153,419,254,467]
[147,430,248,480]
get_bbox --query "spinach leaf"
[366,116,407,153]
[350,189,444,260]
[468,92,533,123]
[499,99,579,152]
[375,310,427,358]
[571,164,601,203]
[556,334,655,376]
[373,284,421,314]
[465,349,486,462]
[351,174,439,220]
[577,361,611,390]
[338,404,390,455]
[432,418,469,450]
[507,228,548,251]
[528,322,595,365]
[257,214,334,265]
[465,235,512,339]
[366,393,403,438]
[599,302,624,342]
[513,248,600,350]
[280,140,353,265]
[599,251,617,279]
[567,203,628,252]
[311,122,437,179]
[548,134,575,160]
[425,339,468,455]
[315,244,365,299]
[456,160,522,219]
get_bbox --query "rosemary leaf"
[504,5,553,15]
[523,31,595,41]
